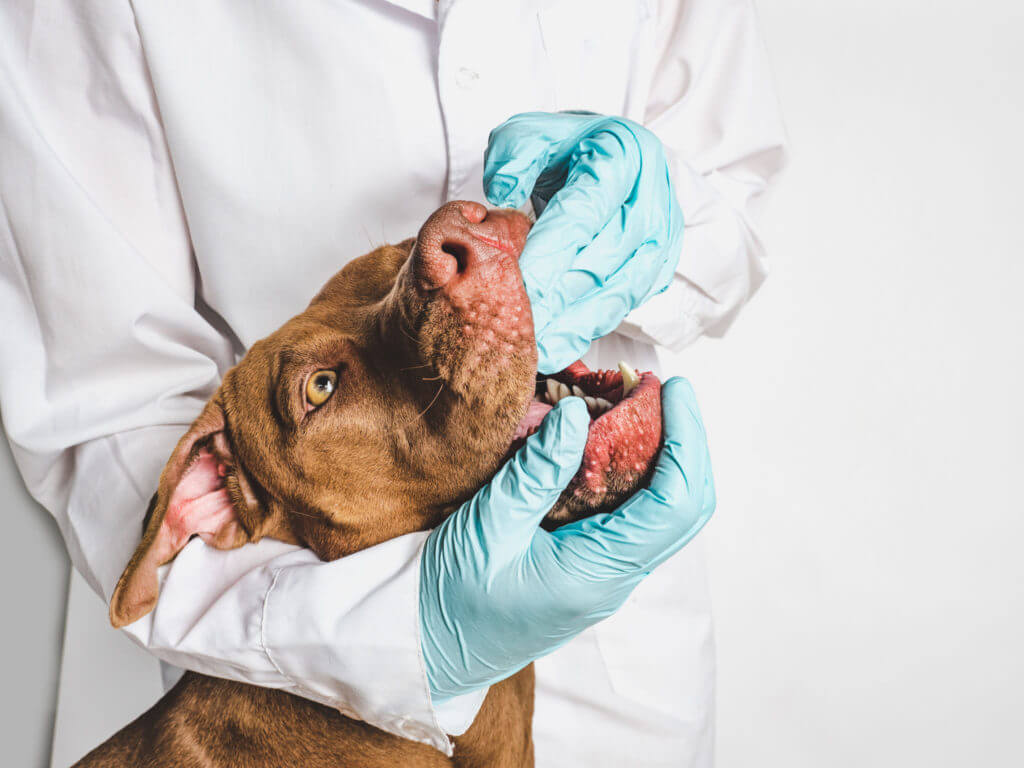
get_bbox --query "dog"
[74,201,663,767]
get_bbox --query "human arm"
[0,1,455,753]
[624,0,788,350]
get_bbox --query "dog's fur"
[74,203,643,767]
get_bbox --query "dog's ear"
[109,394,293,628]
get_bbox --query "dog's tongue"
[512,360,663,525]
[510,399,555,443]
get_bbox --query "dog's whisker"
[404,382,446,428]
[359,223,379,251]
[397,321,419,346]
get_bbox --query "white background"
[2,0,1023,765]
[679,1,1024,765]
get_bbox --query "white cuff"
[432,687,489,736]
[616,144,771,351]
[619,274,707,352]
[64,424,488,755]
[261,531,453,754]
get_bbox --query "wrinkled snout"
[398,200,536,402]
[413,201,531,293]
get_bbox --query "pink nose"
[413,201,531,291]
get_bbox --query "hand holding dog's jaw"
[419,377,714,702]
[110,201,665,630]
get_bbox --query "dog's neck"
[450,666,535,768]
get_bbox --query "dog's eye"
[305,370,338,407]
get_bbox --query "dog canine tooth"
[572,384,587,399]
[584,396,598,413]
[618,361,640,396]
[595,397,613,412]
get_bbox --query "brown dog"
[74,202,662,768]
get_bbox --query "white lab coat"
[0,0,786,765]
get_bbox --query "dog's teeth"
[546,378,561,404]
[618,361,640,396]
[545,379,619,411]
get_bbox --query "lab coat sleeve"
[618,0,789,351]
[0,1,459,754]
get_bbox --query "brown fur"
[75,204,569,767]
[76,669,534,768]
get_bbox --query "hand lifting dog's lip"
[109,201,662,629]
[409,200,664,525]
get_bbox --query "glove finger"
[470,397,589,556]
[518,126,641,295]
[536,234,670,333]
[484,113,582,208]
[526,201,641,325]
[566,130,680,307]
[523,126,649,364]
[532,237,671,373]
[484,139,562,210]
[536,333,593,377]
[634,164,684,304]
[551,377,714,577]
[534,291,630,374]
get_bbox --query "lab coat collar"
[375,1,550,26]
[377,0,439,22]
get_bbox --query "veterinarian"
[0,1,785,765]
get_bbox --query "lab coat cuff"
[661,143,753,300]
[260,531,454,755]
[617,141,770,350]
[430,687,489,736]
[619,276,707,352]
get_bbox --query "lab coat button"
[455,67,480,89]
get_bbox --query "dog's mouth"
[406,202,663,523]
[510,359,663,525]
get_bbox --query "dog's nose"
[413,201,531,291]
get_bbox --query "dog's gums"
[511,360,663,526]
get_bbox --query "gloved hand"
[483,111,684,374]
[419,378,715,702]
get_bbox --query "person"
[0,1,786,765]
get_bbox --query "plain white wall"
[0,434,67,767]
[673,0,1024,765]
[2,1,1022,766]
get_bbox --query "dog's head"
[110,202,661,628]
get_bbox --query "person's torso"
[129,2,713,765]
[131,0,660,347]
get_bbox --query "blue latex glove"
[419,378,715,702]
[484,111,684,374]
